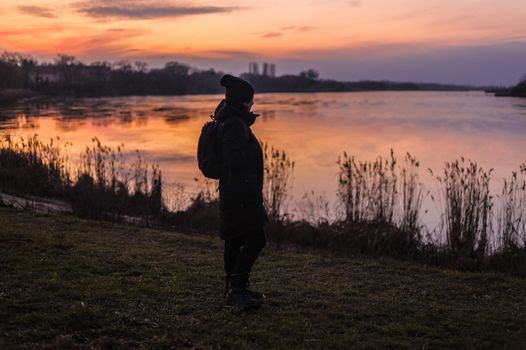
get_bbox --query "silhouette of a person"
[213,74,268,309]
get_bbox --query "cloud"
[17,5,57,18]
[261,32,283,38]
[75,1,238,20]
[204,50,258,59]
[260,26,314,38]
[25,28,150,58]
[348,1,362,7]
[297,26,313,32]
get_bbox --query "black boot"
[224,273,265,300]
[225,273,262,310]
[245,273,265,300]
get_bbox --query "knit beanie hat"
[220,74,255,106]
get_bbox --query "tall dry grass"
[0,134,72,197]
[430,158,493,258]
[0,134,163,219]
[497,165,526,250]
[262,142,295,221]
[399,152,426,238]
[335,150,426,257]
[337,150,426,231]
[296,190,331,225]
[337,150,397,224]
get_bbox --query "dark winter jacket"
[213,99,268,240]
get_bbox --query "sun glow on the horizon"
[1,0,526,84]
[2,0,526,60]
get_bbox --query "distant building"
[248,61,276,77]
[269,63,276,77]
[249,62,259,75]
[262,63,269,76]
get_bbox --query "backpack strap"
[216,116,252,185]
[217,115,250,144]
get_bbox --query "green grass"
[1,207,526,349]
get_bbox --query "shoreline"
[0,88,43,107]
[0,90,489,107]
[1,85,492,106]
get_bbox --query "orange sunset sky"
[1,0,525,85]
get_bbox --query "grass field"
[1,206,526,349]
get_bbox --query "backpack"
[197,115,222,179]
[197,115,251,180]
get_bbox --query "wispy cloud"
[67,28,148,55]
[297,26,313,32]
[74,0,238,20]
[279,26,315,32]
[204,49,258,59]
[17,27,150,57]
[17,5,57,18]
[259,26,313,38]
[261,32,283,38]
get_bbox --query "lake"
[1,91,526,230]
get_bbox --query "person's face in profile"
[244,98,254,112]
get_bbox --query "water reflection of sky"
[1,92,526,231]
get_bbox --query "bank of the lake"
[0,89,41,106]
[490,79,526,98]
[1,206,525,349]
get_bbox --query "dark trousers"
[224,228,266,275]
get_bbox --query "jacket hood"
[213,99,260,126]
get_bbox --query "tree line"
[508,75,526,97]
[0,52,334,97]
[0,51,485,99]
[0,52,228,97]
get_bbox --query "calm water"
[1,91,526,228]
